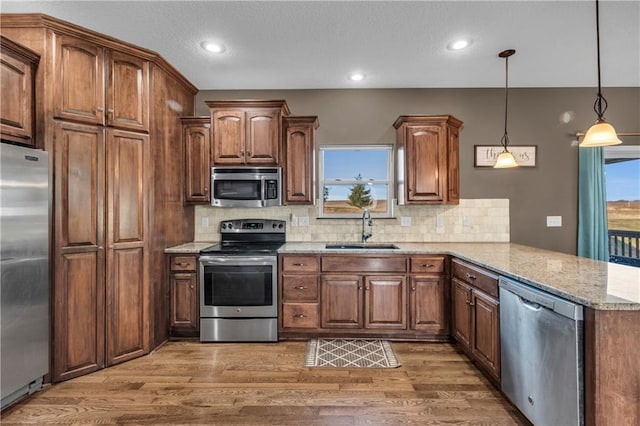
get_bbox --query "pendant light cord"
[502,54,510,149]
[594,0,608,120]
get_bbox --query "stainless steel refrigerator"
[0,143,49,409]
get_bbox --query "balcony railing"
[608,229,640,267]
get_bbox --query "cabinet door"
[0,48,35,145]
[452,278,473,350]
[184,122,211,202]
[245,109,280,165]
[284,121,315,204]
[105,129,149,366]
[54,34,105,125]
[405,124,446,202]
[106,50,149,131]
[410,276,448,335]
[447,125,460,204]
[212,110,244,164]
[365,276,407,329]
[321,275,363,328]
[472,290,500,381]
[52,122,105,382]
[170,273,198,330]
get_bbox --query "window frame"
[318,144,394,218]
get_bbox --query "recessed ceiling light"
[447,39,471,51]
[201,41,226,54]
[348,72,366,81]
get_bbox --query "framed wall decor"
[474,145,537,167]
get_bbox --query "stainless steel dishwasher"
[499,277,584,426]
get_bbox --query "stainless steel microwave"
[211,167,282,208]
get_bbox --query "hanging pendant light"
[494,49,518,169]
[580,0,622,147]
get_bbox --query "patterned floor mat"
[304,338,401,368]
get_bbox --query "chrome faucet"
[361,208,373,244]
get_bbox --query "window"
[604,145,640,266]
[319,145,393,218]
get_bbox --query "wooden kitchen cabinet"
[53,34,149,132]
[321,275,363,328]
[409,256,449,338]
[394,115,462,204]
[181,117,211,203]
[365,276,407,329]
[283,116,318,205]
[168,255,199,336]
[206,100,291,166]
[451,258,500,383]
[280,255,320,332]
[3,14,197,381]
[0,35,39,146]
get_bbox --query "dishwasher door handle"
[519,296,542,311]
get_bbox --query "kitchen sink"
[325,243,399,250]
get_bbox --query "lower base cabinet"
[279,254,447,340]
[168,254,199,337]
[451,258,500,383]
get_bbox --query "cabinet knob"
[107,108,114,114]
[190,285,195,289]
[466,273,477,280]
[468,301,475,306]
[358,286,363,290]
[422,263,434,268]
[97,107,104,112]
[204,187,209,193]
[411,287,416,291]
[293,314,307,318]
[293,286,307,290]
[246,151,251,156]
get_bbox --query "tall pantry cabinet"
[1,14,197,381]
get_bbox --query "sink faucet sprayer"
[361,209,373,243]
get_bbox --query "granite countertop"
[164,242,217,253]
[279,242,640,311]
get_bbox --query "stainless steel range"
[199,219,285,342]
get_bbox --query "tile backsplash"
[195,199,509,243]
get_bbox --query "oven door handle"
[200,256,276,266]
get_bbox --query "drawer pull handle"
[293,286,307,290]
[293,314,307,318]
[421,263,434,268]
[178,262,189,266]
[292,263,305,266]
[466,273,477,280]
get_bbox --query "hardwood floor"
[1,341,528,425]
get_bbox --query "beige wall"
[195,87,640,255]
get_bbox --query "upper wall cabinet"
[283,116,318,205]
[394,115,462,205]
[54,34,149,132]
[181,116,211,203]
[0,35,39,146]
[205,100,290,166]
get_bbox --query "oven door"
[199,256,277,318]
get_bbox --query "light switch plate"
[462,216,470,226]
[400,217,411,227]
[436,216,444,228]
[299,216,309,226]
[547,216,562,227]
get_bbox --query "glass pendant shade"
[494,150,519,168]
[580,119,622,147]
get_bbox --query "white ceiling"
[1,1,639,90]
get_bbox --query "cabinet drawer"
[452,258,499,298]
[410,256,445,274]
[282,303,319,329]
[321,256,407,273]
[170,255,197,272]
[281,255,319,273]
[282,275,319,301]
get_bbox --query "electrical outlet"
[547,216,562,227]
[299,216,309,226]
[291,216,299,227]
[400,217,411,227]
[463,216,470,226]
[436,216,444,228]
[201,217,209,228]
